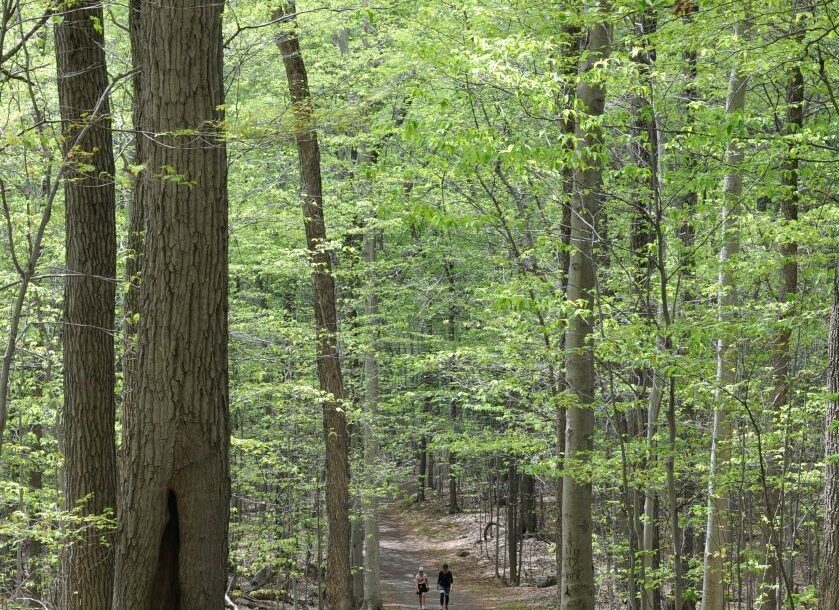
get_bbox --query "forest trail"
[379,504,482,610]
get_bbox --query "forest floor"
[380,498,555,610]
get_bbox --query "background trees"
[0,1,836,609]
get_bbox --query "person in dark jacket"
[437,564,454,609]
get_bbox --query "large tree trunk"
[822,254,839,610]
[274,6,352,610]
[362,227,384,610]
[55,2,117,607]
[112,0,230,605]
[701,17,749,610]
[560,10,610,610]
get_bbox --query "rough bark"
[112,0,230,605]
[701,17,749,610]
[274,6,352,610]
[560,10,610,610]
[822,254,839,610]
[55,1,117,607]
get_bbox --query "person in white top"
[415,566,429,610]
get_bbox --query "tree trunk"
[701,17,749,610]
[761,6,803,608]
[445,261,460,515]
[520,473,537,535]
[55,2,117,607]
[417,437,427,502]
[363,227,383,610]
[674,4,699,607]
[351,493,364,609]
[122,0,146,459]
[821,254,839,610]
[555,22,577,592]
[507,460,519,585]
[628,9,662,608]
[274,6,352,610]
[427,449,435,491]
[560,10,610,610]
[112,0,230,605]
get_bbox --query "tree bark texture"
[55,3,117,607]
[112,0,230,606]
[822,254,839,610]
[701,18,749,610]
[275,6,352,610]
[560,11,610,610]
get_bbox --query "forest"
[0,0,838,609]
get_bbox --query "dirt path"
[378,505,482,610]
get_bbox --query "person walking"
[437,563,454,609]
[416,566,429,609]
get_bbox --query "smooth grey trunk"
[351,494,364,608]
[701,17,749,610]
[560,9,610,610]
[642,377,663,610]
[362,227,383,610]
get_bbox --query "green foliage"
[0,0,837,606]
